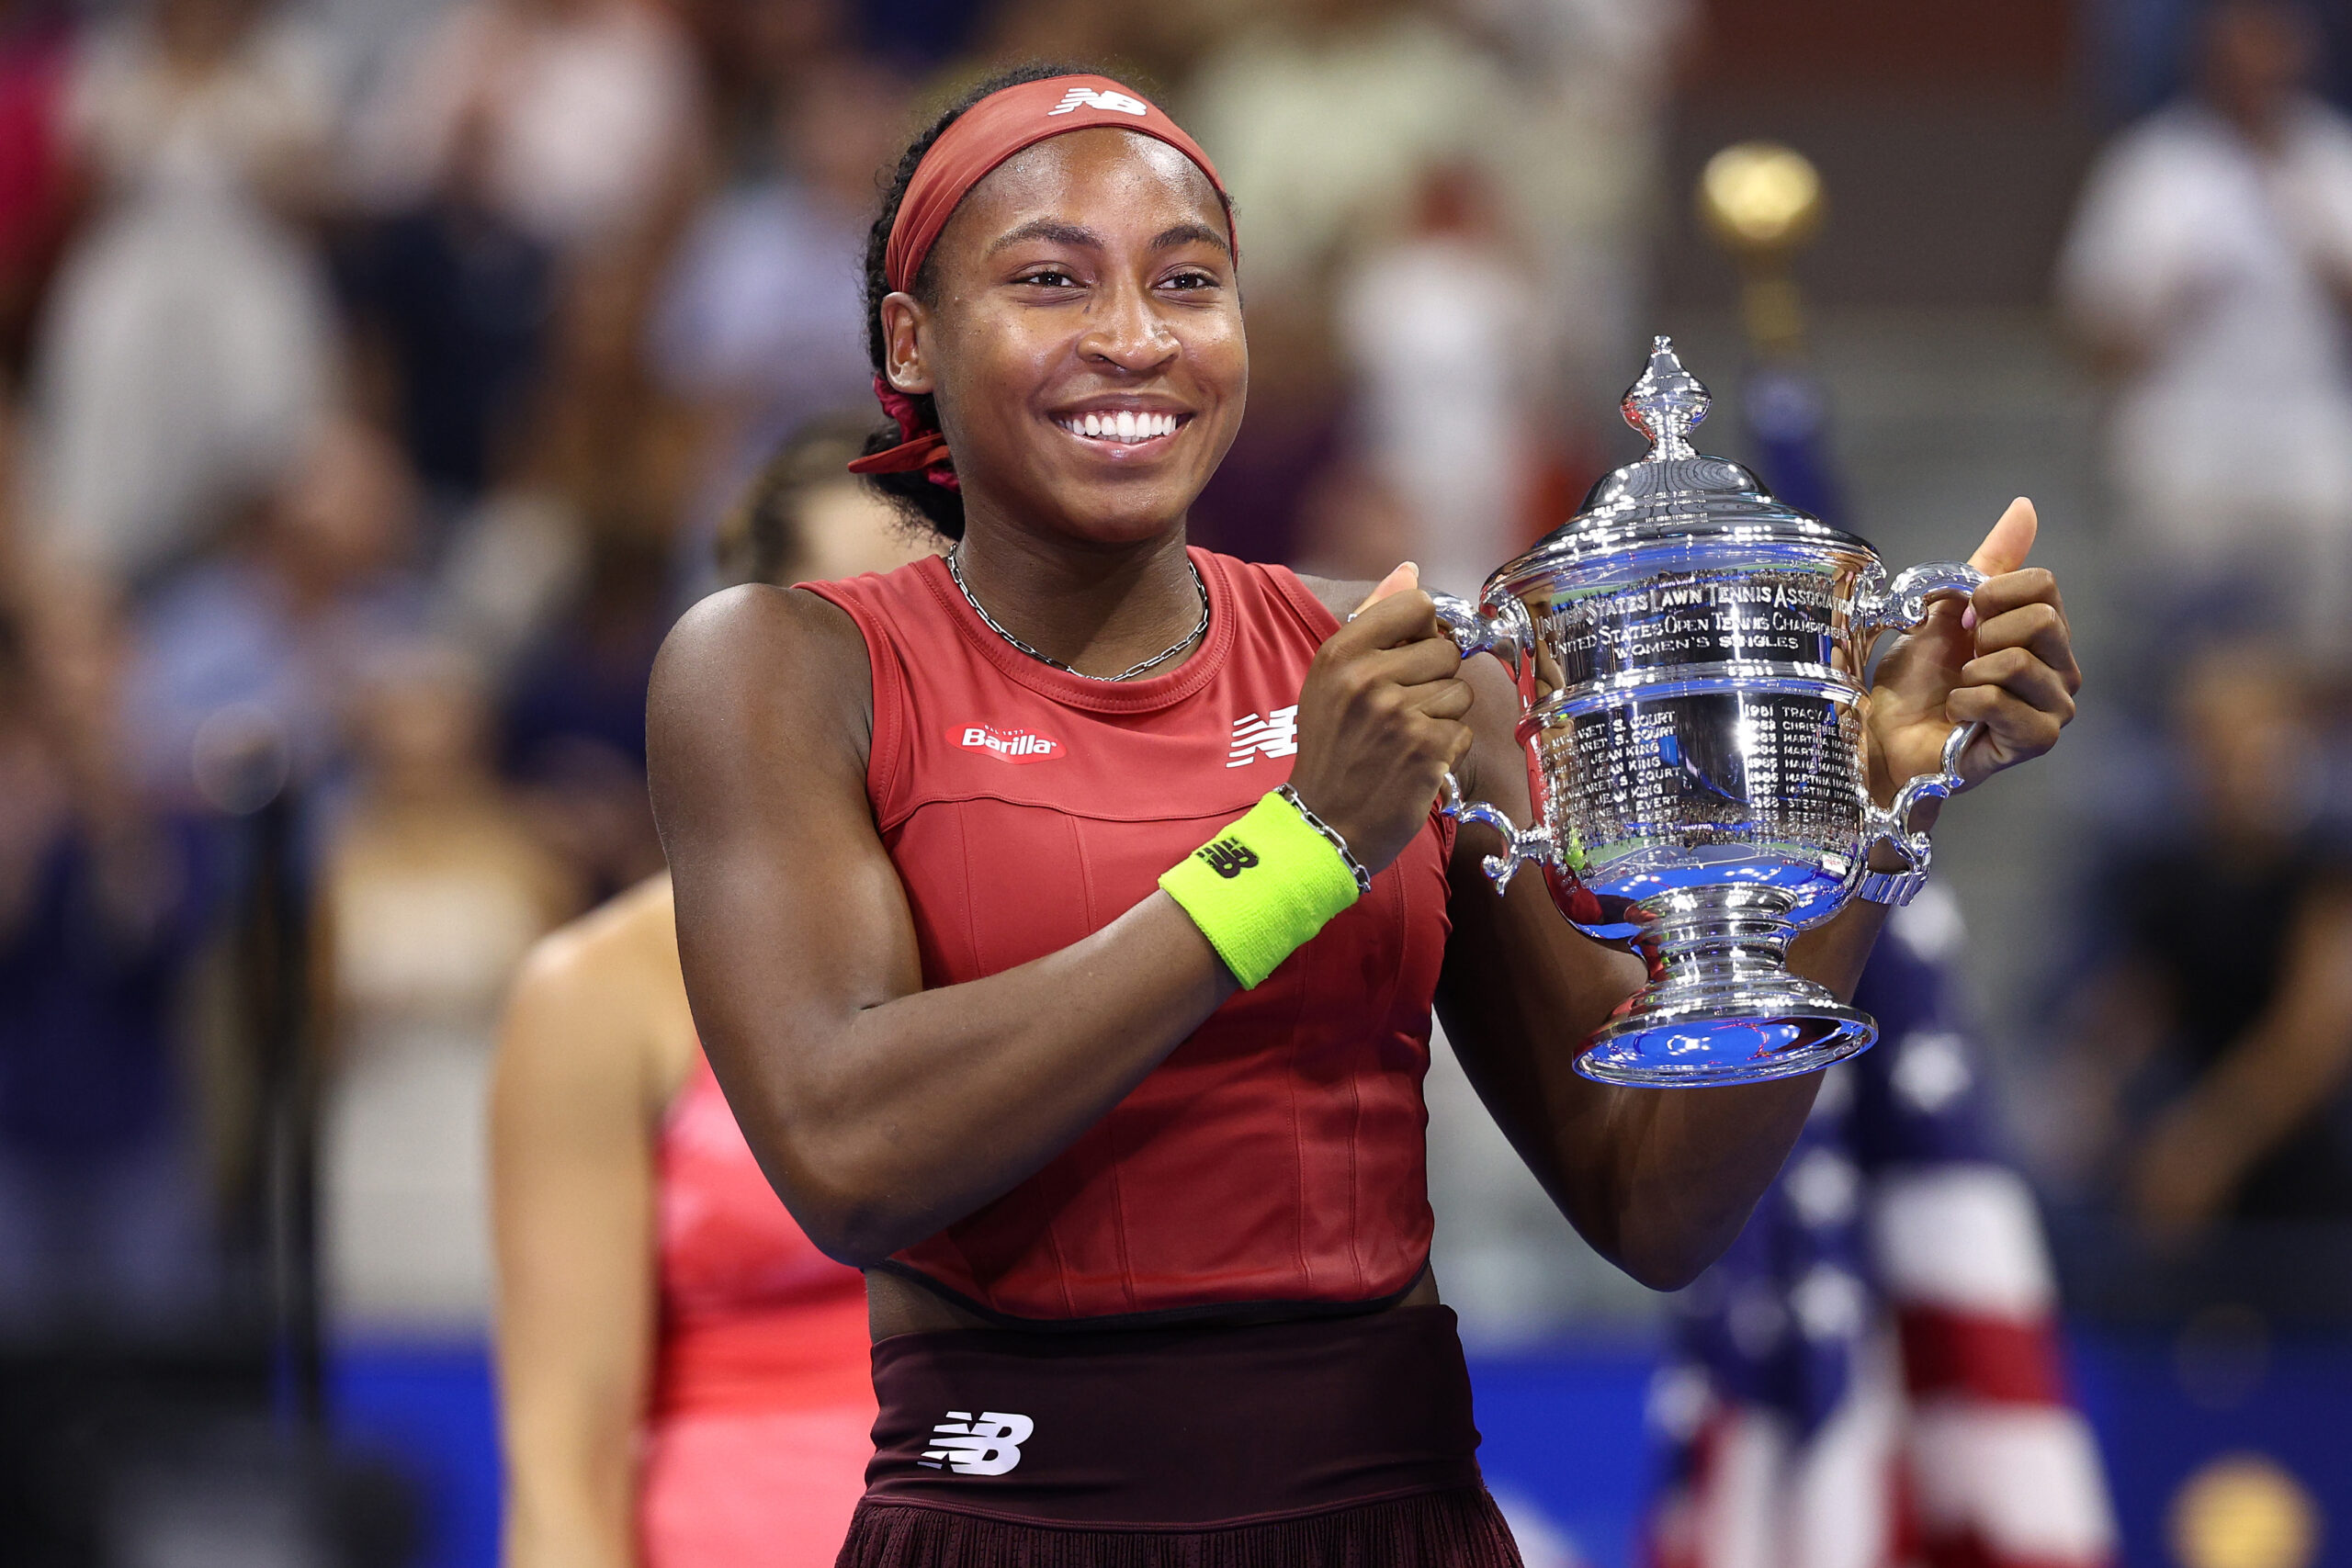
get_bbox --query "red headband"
[848,74,1233,487]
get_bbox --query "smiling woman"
[644,60,2084,1568]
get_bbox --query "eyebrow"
[986,218,1232,259]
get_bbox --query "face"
[879,128,1245,548]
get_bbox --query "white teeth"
[1063,412,1182,442]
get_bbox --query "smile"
[1054,411,1184,446]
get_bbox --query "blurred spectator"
[29,0,337,586]
[354,0,701,260]
[2058,0,2352,668]
[341,112,557,505]
[717,411,937,587]
[0,576,217,1335]
[122,417,427,808]
[2052,644,2352,1245]
[320,639,576,1335]
[1325,162,1537,597]
[650,52,907,571]
[0,1,75,389]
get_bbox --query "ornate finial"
[1623,335,1710,460]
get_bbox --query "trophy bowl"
[1432,338,1979,1088]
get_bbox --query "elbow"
[770,1137,931,1270]
[1613,1245,1716,1294]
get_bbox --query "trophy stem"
[1574,893,1878,1088]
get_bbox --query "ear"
[879,292,933,395]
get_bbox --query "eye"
[1163,269,1220,291]
[1015,267,1080,288]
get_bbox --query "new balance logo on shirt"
[920,1410,1034,1475]
[1046,85,1148,118]
[1197,838,1258,878]
[1227,705,1300,767]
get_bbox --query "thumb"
[1351,560,1420,616]
[1967,497,2038,577]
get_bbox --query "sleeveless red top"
[650,1055,871,1416]
[801,548,1453,1324]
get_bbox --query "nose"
[1076,277,1178,376]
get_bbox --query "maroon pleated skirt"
[835,1303,1522,1567]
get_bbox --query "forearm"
[708,893,1236,1266]
[1788,895,1890,1002]
[503,1459,637,1568]
[1589,1074,1821,1288]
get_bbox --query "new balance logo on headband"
[1046,85,1148,118]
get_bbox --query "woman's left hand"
[1865,497,2080,813]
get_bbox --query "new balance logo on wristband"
[919,1410,1034,1475]
[1227,705,1299,767]
[1197,838,1258,878]
[951,724,1063,763]
[1046,85,1148,117]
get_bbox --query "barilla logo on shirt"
[952,724,1065,764]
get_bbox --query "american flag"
[1644,887,2117,1568]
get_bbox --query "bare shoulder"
[652,581,868,718]
[649,581,874,821]
[503,874,694,1113]
[1290,573,1376,626]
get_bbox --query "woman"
[648,67,2082,1565]
[492,423,932,1568]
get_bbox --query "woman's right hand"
[1287,563,1476,875]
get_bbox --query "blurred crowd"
[0,0,1697,1356]
[0,0,2349,1401]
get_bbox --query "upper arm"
[489,927,663,1554]
[645,585,925,1206]
[1431,650,1648,1237]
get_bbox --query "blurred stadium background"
[2,0,2349,1564]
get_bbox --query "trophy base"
[1576,985,1876,1087]
[1569,892,1880,1087]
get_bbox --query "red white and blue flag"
[1644,888,2117,1568]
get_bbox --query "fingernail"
[1962,605,1978,632]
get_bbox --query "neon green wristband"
[1159,790,1364,989]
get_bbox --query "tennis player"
[648,67,2081,1566]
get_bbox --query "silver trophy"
[1433,338,1980,1087]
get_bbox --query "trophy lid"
[1488,337,1868,597]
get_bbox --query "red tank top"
[650,1055,871,1416]
[800,547,1453,1324]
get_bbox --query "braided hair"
[854,62,1230,540]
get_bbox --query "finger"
[1338,590,1446,654]
[1970,600,2081,694]
[1398,675,1474,721]
[1359,633,1466,689]
[1966,497,2038,578]
[1968,566,2066,626]
[1351,561,1420,616]
[1955,646,2077,723]
[1946,683,2064,767]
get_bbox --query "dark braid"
[855,62,1221,541]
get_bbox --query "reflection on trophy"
[1435,338,1981,1088]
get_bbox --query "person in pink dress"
[492,419,932,1568]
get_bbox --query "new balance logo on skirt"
[1046,85,1148,117]
[1228,705,1299,767]
[920,1410,1033,1475]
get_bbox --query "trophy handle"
[1427,591,1552,894]
[1440,773,1559,895]
[1849,559,1986,905]
[1852,559,1984,644]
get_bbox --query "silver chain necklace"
[945,547,1209,682]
